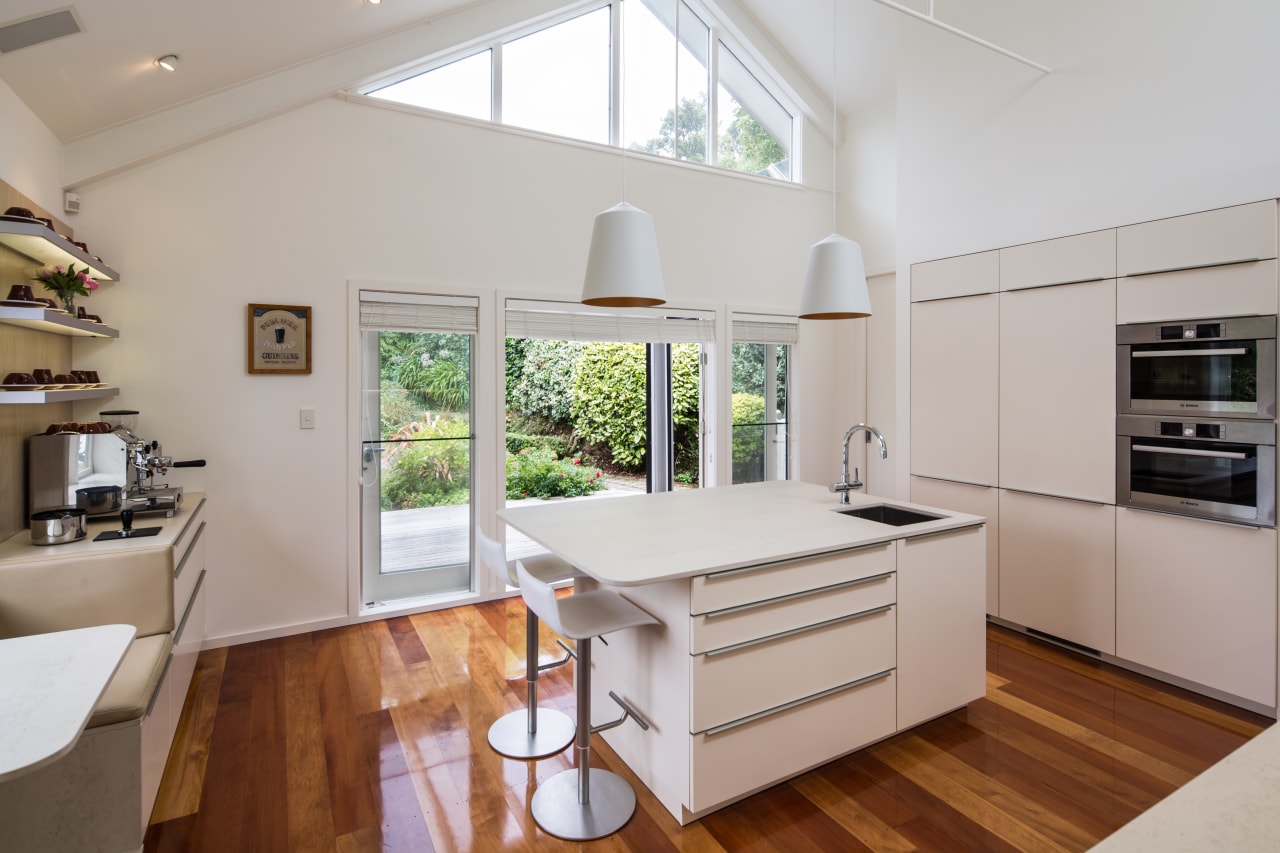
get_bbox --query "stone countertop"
[0,624,135,782]
[1091,721,1280,851]
[498,480,985,586]
[0,492,204,565]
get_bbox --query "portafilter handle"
[172,460,206,468]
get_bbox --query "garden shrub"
[505,432,570,458]
[381,416,472,509]
[506,448,606,499]
[731,392,766,483]
[570,342,700,473]
[511,339,586,424]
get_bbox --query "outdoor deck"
[379,477,645,574]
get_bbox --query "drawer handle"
[174,569,206,641]
[702,605,893,658]
[145,653,175,719]
[174,521,207,580]
[704,542,891,581]
[703,669,894,736]
[703,572,894,619]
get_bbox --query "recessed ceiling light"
[365,0,382,5]
[155,54,178,71]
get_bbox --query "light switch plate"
[300,408,316,429]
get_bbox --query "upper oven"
[1117,415,1276,527]
[1117,315,1276,419]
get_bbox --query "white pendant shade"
[798,233,872,319]
[582,202,666,307]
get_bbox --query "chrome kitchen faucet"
[831,423,888,504]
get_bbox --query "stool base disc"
[487,708,575,760]
[531,768,636,841]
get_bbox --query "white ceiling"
[0,0,899,143]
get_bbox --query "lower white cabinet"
[999,490,1116,654]
[911,476,1000,616]
[1117,508,1277,708]
[896,526,987,730]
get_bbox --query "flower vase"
[60,294,75,315]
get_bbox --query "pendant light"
[798,0,871,320]
[582,1,666,307]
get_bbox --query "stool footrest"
[591,691,650,735]
[537,639,575,671]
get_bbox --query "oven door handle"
[1131,348,1249,358]
[1132,444,1248,460]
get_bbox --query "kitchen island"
[499,480,986,824]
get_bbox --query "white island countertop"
[499,480,985,586]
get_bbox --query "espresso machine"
[28,410,205,517]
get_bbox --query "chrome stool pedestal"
[477,532,578,760]
[516,562,657,841]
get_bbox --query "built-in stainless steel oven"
[1117,415,1276,527]
[1117,315,1276,419]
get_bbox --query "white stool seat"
[477,531,579,760]
[516,560,659,841]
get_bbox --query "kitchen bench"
[0,494,208,852]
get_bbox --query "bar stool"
[476,530,578,760]
[516,561,658,841]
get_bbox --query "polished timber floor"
[145,599,1271,852]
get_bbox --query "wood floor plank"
[149,645,226,822]
[284,634,339,852]
[147,616,1271,853]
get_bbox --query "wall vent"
[0,7,83,54]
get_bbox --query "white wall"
[71,98,835,643]
[898,0,1280,264]
[892,0,1280,490]
[0,77,63,210]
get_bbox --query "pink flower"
[572,458,581,465]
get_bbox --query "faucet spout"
[831,423,889,504]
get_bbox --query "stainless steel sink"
[836,505,944,526]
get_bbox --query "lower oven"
[1117,415,1276,527]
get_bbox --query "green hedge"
[506,448,606,499]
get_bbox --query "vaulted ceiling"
[0,0,899,144]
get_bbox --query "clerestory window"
[365,0,796,181]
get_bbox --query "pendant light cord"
[831,0,838,233]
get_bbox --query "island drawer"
[690,542,894,615]
[690,571,895,655]
[689,669,896,812]
[690,603,895,733]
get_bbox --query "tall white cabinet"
[910,199,1280,714]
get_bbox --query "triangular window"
[364,0,796,181]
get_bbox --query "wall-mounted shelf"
[0,386,119,404]
[0,219,119,282]
[0,306,118,338]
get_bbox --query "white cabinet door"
[1116,259,1278,324]
[1001,229,1116,291]
[1117,200,1278,276]
[999,279,1116,503]
[911,250,998,302]
[910,476,1000,616]
[999,490,1116,654]
[1116,508,1277,709]
[896,526,987,730]
[910,294,999,486]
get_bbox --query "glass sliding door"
[359,292,478,606]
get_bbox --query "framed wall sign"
[248,304,312,374]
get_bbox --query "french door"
[359,292,478,606]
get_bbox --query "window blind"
[505,299,716,343]
[359,290,478,334]
[731,312,799,345]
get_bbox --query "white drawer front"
[690,604,895,733]
[1117,259,1277,324]
[689,669,896,813]
[690,571,895,654]
[690,542,894,615]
